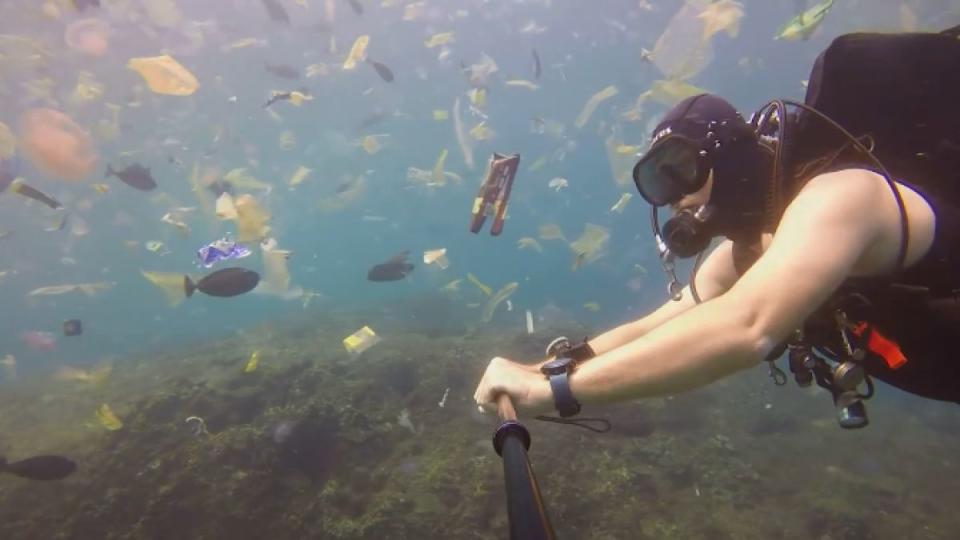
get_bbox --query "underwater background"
[1,0,959,538]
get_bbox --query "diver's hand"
[474,356,553,416]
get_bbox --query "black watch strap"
[547,372,581,417]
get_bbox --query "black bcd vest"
[734,26,960,402]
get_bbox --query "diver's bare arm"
[587,240,740,356]
[523,242,738,373]
[566,171,885,403]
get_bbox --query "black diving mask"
[636,134,718,264]
[632,135,710,207]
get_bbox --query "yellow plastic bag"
[127,55,198,96]
[343,326,381,357]
[95,403,123,431]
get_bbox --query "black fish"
[367,251,414,282]
[366,58,394,83]
[345,0,364,15]
[1,455,77,481]
[186,267,260,297]
[265,62,300,80]
[260,0,290,24]
[107,164,157,191]
[532,48,542,79]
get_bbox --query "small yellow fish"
[244,351,260,373]
[424,32,455,48]
[583,302,601,312]
[432,109,449,121]
[95,403,123,431]
[615,144,641,155]
[91,183,110,194]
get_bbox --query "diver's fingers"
[474,356,507,408]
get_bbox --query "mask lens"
[633,138,703,206]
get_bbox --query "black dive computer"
[540,337,595,417]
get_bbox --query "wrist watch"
[540,337,595,417]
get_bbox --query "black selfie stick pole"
[492,394,556,540]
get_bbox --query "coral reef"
[0,311,958,539]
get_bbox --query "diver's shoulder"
[806,167,888,187]
[796,167,891,207]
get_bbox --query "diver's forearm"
[525,319,651,372]
[570,296,764,404]
[587,318,652,356]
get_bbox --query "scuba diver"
[474,26,960,428]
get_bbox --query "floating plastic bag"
[95,403,123,431]
[651,0,713,81]
[343,325,381,357]
[127,55,198,96]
